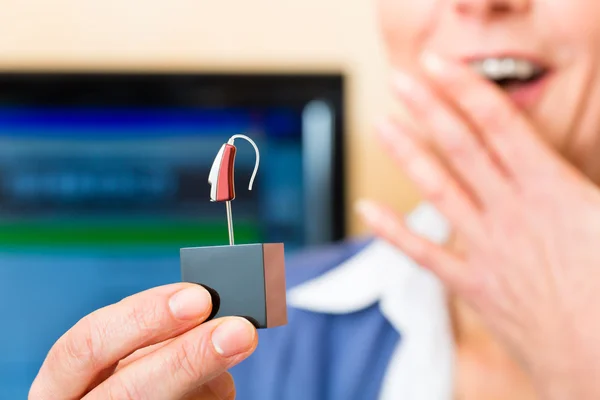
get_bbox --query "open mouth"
[469,58,548,89]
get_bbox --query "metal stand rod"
[226,201,234,245]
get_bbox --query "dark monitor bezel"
[0,71,346,245]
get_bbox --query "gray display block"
[180,243,287,329]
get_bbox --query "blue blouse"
[231,203,455,400]
[231,239,400,400]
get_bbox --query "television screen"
[0,72,344,398]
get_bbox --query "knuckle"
[57,316,105,371]
[436,126,468,158]
[422,177,446,204]
[445,134,468,158]
[432,115,467,156]
[167,337,207,380]
[126,299,163,335]
[106,374,144,400]
[477,101,508,130]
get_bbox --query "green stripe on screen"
[0,221,261,247]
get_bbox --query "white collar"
[288,203,456,400]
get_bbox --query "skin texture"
[357,40,600,400]
[376,0,600,182]
[29,283,257,400]
[29,1,600,399]
[358,1,600,398]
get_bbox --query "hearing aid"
[180,134,287,329]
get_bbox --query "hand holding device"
[29,284,257,399]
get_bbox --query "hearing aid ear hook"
[227,134,260,191]
[207,134,260,245]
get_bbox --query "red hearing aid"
[208,134,260,245]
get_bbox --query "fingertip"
[211,317,257,359]
[420,51,448,76]
[354,199,384,227]
[168,285,213,321]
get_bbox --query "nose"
[453,0,529,17]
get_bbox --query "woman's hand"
[29,283,257,400]
[357,53,600,400]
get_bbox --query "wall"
[0,0,420,236]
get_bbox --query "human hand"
[357,53,600,399]
[29,283,257,400]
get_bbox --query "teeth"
[514,60,535,78]
[470,58,542,81]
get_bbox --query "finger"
[420,52,560,180]
[391,67,511,206]
[117,346,235,399]
[116,344,235,398]
[83,317,257,400]
[181,373,236,400]
[376,118,486,242]
[115,338,176,372]
[31,283,213,400]
[355,199,478,294]
[89,339,179,391]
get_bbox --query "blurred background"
[0,0,420,397]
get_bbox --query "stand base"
[180,243,287,329]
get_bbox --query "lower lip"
[502,73,551,109]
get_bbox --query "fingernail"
[212,318,256,357]
[421,52,447,75]
[392,70,415,95]
[355,200,397,237]
[169,286,212,320]
[354,199,381,225]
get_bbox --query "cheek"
[377,0,437,68]
[545,0,600,57]
[539,1,600,148]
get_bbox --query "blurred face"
[377,0,600,179]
